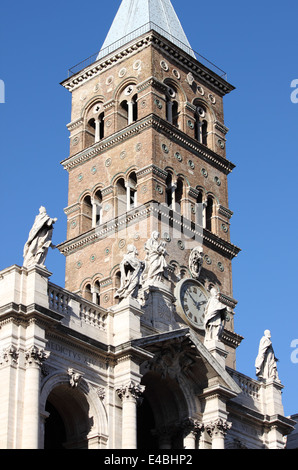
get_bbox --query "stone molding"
[61,114,235,176]
[62,30,234,97]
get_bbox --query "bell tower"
[59,0,241,367]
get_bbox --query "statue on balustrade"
[143,231,168,285]
[204,286,227,342]
[23,206,57,268]
[115,244,144,301]
[255,330,279,381]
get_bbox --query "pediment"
[133,328,241,397]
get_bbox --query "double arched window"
[83,280,101,305]
[85,102,105,145]
[80,189,103,232]
[165,173,184,214]
[115,171,138,216]
[118,84,138,130]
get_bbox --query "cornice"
[57,201,240,259]
[61,114,235,175]
[61,30,234,97]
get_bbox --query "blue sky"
[1,0,298,417]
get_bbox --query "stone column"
[22,346,49,449]
[205,418,231,449]
[117,381,145,449]
[182,418,204,449]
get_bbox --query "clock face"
[175,279,208,331]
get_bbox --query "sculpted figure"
[189,246,203,279]
[255,330,279,381]
[23,206,57,268]
[115,244,144,300]
[204,287,227,342]
[144,231,168,285]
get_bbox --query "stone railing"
[227,367,261,403]
[48,282,108,331]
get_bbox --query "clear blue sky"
[1,0,298,417]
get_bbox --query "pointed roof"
[98,0,195,59]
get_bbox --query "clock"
[175,278,208,331]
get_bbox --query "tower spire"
[98,0,195,59]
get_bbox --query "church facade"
[0,0,295,449]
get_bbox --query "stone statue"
[189,246,203,279]
[115,244,144,300]
[255,330,279,381]
[204,287,227,342]
[143,231,168,285]
[23,206,57,268]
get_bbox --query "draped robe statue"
[115,244,144,300]
[143,231,168,285]
[255,330,279,381]
[204,287,227,342]
[23,206,57,268]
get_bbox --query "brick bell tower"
[58,0,241,368]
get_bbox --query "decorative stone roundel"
[197,85,204,95]
[172,69,180,79]
[201,168,208,178]
[188,160,195,170]
[218,262,224,272]
[118,239,126,249]
[204,255,212,265]
[177,240,185,250]
[105,158,112,167]
[119,68,127,78]
[133,60,142,70]
[208,93,216,104]
[160,60,169,71]
[214,176,221,186]
[162,143,169,153]
[175,152,182,162]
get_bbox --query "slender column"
[166,100,173,123]
[205,418,231,449]
[94,118,100,142]
[22,346,49,449]
[117,382,145,449]
[127,101,134,125]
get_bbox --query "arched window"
[206,197,214,231]
[115,174,138,216]
[86,103,105,145]
[92,189,103,227]
[166,173,174,208]
[81,195,92,231]
[196,191,204,227]
[92,280,101,305]
[84,283,92,302]
[127,172,137,210]
[166,86,179,127]
[175,178,183,214]
[116,178,127,216]
[194,105,208,146]
[118,86,138,129]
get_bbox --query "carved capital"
[0,346,19,366]
[25,346,50,367]
[116,381,145,403]
[205,418,232,439]
[181,417,204,437]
